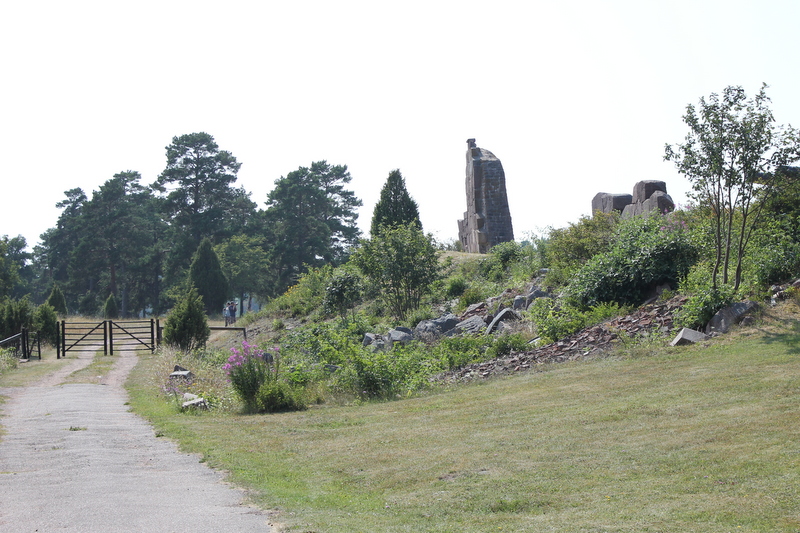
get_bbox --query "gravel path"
[0,349,271,532]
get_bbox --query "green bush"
[676,263,737,329]
[267,266,332,318]
[0,297,33,339]
[323,266,362,318]
[256,381,307,413]
[163,287,210,351]
[543,212,620,287]
[486,333,529,358]
[33,304,59,346]
[224,341,278,411]
[0,347,17,376]
[445,276,468,298]
[566,214,698,307]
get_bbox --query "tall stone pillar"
[458,139,514,253]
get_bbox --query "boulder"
[181,398,208,410]
[670,328,709,346]
[388,327,414,346]
[451,315,487,335]
[414,313,459,338]
[632,180,668,203]
[485,308,521,335]
[705,300,759,335]
[591,192,633,214]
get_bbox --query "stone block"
[670,328,709,346]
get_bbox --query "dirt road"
[0,350,271,532]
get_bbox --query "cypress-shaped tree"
[46,284,68,315]
[188,238,228,314]
[103,293,119,319]
[370,169,421,237]
[163,286,210,351]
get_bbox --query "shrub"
[224,341,278,411]
[0,297,33,339]
[445,276,468,298]
[267,266,332,318]
[0,347,17,376]
[352,223,441,320]
[566,214,698,307]
[544,211,620,286]
[33,304,59,346]
[256,381,307,413]
[163,287,210,351]
[676,263,737,329]
[323,267,362,318]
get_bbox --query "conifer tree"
[46,284,68,315]
[370,170,421,237]
[163,286,210,351]
[188,238,228,314]
[103,293,119,319]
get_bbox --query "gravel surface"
[0,349,271,532]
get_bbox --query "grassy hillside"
[126,301,800,532]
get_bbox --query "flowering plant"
[224,341,279,410]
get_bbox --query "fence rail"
[0,328,41,360]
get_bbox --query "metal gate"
[59,320,157,358]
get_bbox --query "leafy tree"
[323,266,362,319]
[0,297,33,339]
[214,235,272,317]
[265,161,362,293]
[163,286,210,351]
[46,284,68,315]
[351,223,441,320]
[370,169,421,236]
[665,84,800,291]
[0,238,21,299]
[188,238,228,314]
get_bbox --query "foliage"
[223,341,276,411]
[528,298,629,343]
[0,347,17,376]
[323,266,362,318]
[103,293,119,319]
[33,304,59,346]
[444,276,468,298]
[665,84,800,291]
[543,212,620,287]
[566,214,698,307]
[214,234,272,307]
[256,381,307,413]
[162,287,210,351]
[352,223,441,320]
[266,266,332,318]
[46,283,68,315]
[675,262,737,329]
[265,161,362,293]
[479,240,525,282]
[0,297,33,339]
[188,238,228,314]
[370,169,421,236]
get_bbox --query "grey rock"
[670,328,710,346]
[169,370,193,381]
[453,315,487,335]
[705,300,759,334]
[485,308,521,335]
[414,313,460,338]
[591,192,633,214]
[512,295,527,310]
[181,398,208,410]
[362,332,378,347]
[632,180,668,203]
[387,328,414,346]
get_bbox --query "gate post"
[150,319,155,352]
[107,320,113,355]
[59,320,65,359]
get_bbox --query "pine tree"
[46,284,68,315]
[163,286,210,351]
[103,293,119,319]
[188,238,228,314]
[370,170,421,237]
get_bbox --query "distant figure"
[227,301,237,325]
[223,303,231,326]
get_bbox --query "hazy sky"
[2,0,799,250]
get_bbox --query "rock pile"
[434,295,688,384]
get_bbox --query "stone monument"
[458,139,514,253]
[592,180,675,218]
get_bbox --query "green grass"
[125,304,799,531]
[62,350,114,384]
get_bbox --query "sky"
[2,0,799,251]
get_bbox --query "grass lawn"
[127,303,799,531]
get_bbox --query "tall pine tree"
[370,169,421,237]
